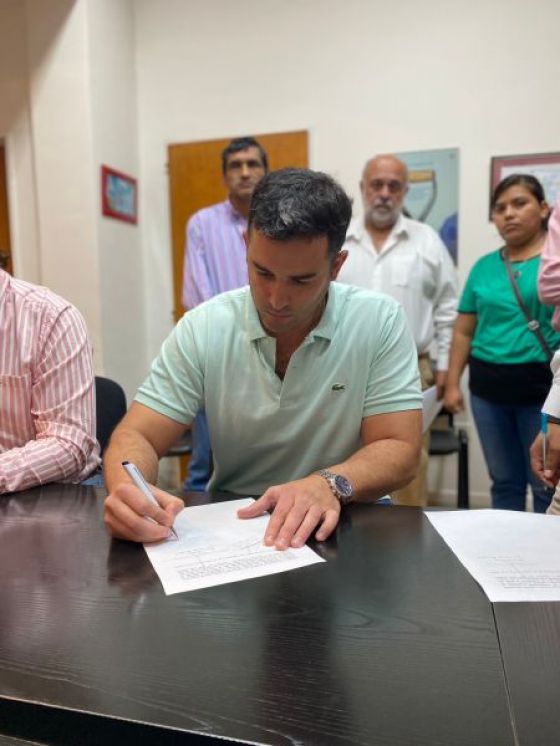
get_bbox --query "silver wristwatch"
[317,469,353,506]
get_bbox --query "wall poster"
[395,147,459,264]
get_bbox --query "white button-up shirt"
[338,214,458,370]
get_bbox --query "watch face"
[333,474,352,498]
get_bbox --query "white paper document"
[426,509,560,602]
[422,386,441,433]
[144,498,325,595]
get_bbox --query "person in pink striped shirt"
[181,136,268,491]
[0,268,100,493]
[531,195,560,510]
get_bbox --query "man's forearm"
[104,427,160,492]
[446,331,471,387]
[0,437,91,494]
[328,437,421,501]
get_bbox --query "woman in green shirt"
[444,175,560,512]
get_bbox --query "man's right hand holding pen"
[103,404,186,542]
[531,413,560,488]
[104,477,184,542]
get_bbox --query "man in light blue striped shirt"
[181,137,268,490]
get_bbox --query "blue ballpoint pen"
[122,460,179,539]
[541,413,548,474]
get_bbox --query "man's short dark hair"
[248,168,352,258]
[222,137,268,174]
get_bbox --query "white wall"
[0,0,40,282]
[0,0,145,400]
[134,0,560,504]
[86,0,146,399]
[24,0,103,362]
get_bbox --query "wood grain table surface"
[0,484,547,745]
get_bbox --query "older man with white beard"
[337,154,458,507]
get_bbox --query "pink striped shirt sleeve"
[0,272,101,493]
[539,196,560,331]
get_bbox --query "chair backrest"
[95,376,127,455]
[436,407,455,430]
[429,407,457,455]
[428,406,470,509]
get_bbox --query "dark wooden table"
[0,484,552,745]
[493,602,560,746]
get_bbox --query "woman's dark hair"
[491,173,549,229]
[491,173,546,207]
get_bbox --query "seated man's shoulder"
[182,286,249,322]
[174,288,249,355]
[337,281,400,310]
[10,275,78,317]
[334,285,410,355]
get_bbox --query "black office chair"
[429,408,469,509]
[95,376,127,455]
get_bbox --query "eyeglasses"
[368,179,405,194]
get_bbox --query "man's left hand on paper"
[237,475,340,550]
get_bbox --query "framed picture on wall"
[101,165,138,224]
[395,147,459,265]
[490,152,560,217]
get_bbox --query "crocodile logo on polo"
[331,383,346,391]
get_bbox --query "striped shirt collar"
[224,198,248,224]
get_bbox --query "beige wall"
[86,0,145,399]
[0,0,146,399]
[0,0,40,282]
[25,0,103,365]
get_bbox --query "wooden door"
[168,130,308,323]
[0,144,13,274]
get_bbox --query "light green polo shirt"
[136,282,421,495]
[459,249,560,364]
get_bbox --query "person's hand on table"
[104,482,184,542]
[237,475,340,550]
[531,422,560,488]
